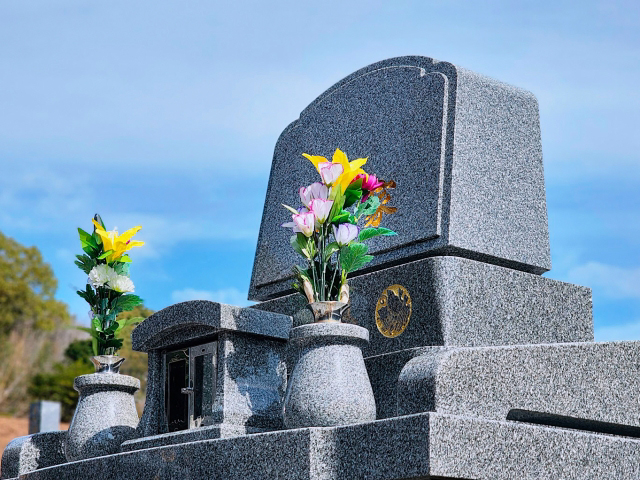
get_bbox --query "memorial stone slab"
[254,256,593,356]
[397,341,640,427]
[250,55,551,301]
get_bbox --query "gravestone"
[250,56,551,301]
[28,402,60,434]
[4,55,640,480]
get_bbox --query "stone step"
[255,255,593,357]
[398,341,640,428]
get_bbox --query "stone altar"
[3,55,640,480]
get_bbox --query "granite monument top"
[249,55,550,301]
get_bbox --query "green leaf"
[358,227,397,242]
[355,195,380,219]
[324,242,340,262]
[328,187,345,223]
[339,243,374,273]
[331,210,357,225]
[98,249,114,260]
[91,315,103,332]
[115,316,144,335]
[113,261,130,275]
[78,228,100,255]
[343,179,363,208]
[290,235,303,255]
[118,255,132,263]
[74,254,96,274]
[112,294,143,314]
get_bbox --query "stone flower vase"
[283,320,376,428]
[65,359,140,461]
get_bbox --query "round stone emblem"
[375,284,412,338]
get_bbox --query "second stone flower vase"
[65,372,140,461]
[283,322,376,428]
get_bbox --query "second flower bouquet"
[282,148,397,314]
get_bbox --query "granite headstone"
[249,55,550,301]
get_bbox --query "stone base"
[14,413,640,479]
[121,424,264,452]
[397,341,640,427]
[1,431,66,480]
[254,256,593,356]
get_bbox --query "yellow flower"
[92,219,144,263]
[302,148,367,193]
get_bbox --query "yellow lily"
[92,219,144,263]
[302,148,367,193]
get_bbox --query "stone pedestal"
[283,323,376,428]
[65,373,140,461]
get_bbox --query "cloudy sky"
[1,1,639,340]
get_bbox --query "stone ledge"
[132,301,292,352]
[399,341,640,428]
[16,413,640,479]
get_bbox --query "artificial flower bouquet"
[75,214,145,356]
[282,148,397,304]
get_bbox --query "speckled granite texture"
[121,424,262,451]
[365,346,441,419]
[132,300,292,352]
[0,431,66,479]
[65,373,139,461]
[254,256,593,356]
[398,341,640,427]
[283,323,376,428]
[250,55,550,300]
[213,332,287,429]
[17,413,640,479]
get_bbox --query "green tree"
[0,231,70,334]
[28,339,94,421]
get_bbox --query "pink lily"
[288,211,315,237]
[309,198,334,225]
[318,162,344,186]
[299,182,329,208]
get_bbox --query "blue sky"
[1,1,639,340]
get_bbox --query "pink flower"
[318,162,344,186]
[354,173,385,201]
[333,224,359,246]
[299,182,329,208]
[281,212,316,237]
[309,198,334,224]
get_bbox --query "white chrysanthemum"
[88,264,117,288]
[110,275,135,293]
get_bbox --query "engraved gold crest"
[375,285,412,338]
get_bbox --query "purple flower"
[333,223,358,246]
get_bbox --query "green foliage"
[340,243,374,274]
[64,339,94,365]
[358,227,397,242]
[74,214,145,355]
[343,179,363,208]
[28,339,95,421]
[0,231,70,335]
[355,195,380,219]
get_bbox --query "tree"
[0,231,70,334]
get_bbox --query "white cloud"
[596,320,640,342]
[567,262,640,299]
[170,287,253,307]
